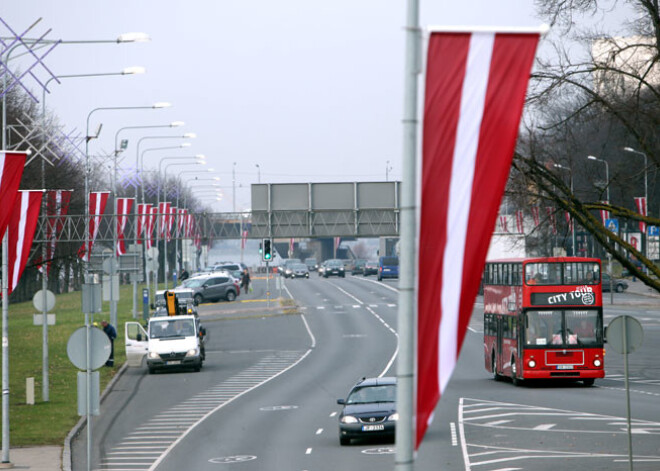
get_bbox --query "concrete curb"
[62,362,128,471]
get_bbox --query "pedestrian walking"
[240,268,251,294]
[101,320,117,367]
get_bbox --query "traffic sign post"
[606,315,644,471]
[33,289,56,403]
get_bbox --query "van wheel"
[148,367,155,375]
[340,437,350,446]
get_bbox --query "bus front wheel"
[511,357,521,386]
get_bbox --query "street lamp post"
[37,68,145,403]
[255,164,261,184]
[587,155,613,303]
[623,147,649,258]
[137,141,193,297]
[113,122,185,318]
[553,163,576,256]
[84,102,169,471]
[159,157,205,289]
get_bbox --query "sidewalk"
[624,278,660,299]
[0,446,62,470]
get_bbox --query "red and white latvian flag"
[116,197,134,256]
[600,201,610,226]
[158,202,171,239]
[417,27,541,448]
[40,190,72,274]
[634,197,647,233]
[8,191,44,293]
[515,210,524,234]
[137,203,151,245]
[78,191,110,261]
[146,206,158,250]
[0,152,27,238]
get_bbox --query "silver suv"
[183,275,239,304]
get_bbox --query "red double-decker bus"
[483,257,604,386]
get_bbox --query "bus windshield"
[524,309,601,347]
[525,262,600,285]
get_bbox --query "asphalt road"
[71,274,660,470]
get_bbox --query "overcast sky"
[4,1,546,212]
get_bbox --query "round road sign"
[66,326,111,370]
[606,315,643,354]
[33,290,55,312]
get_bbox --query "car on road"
[377,256,399,281]
[351,259,367,275]
[279,258,302,276]
[363,261,378,276]
[323,259,346,278]
[601,273,629,293]
[337,376,397,445]
[184,274,240,304]
[284,263,310,278]
[304,257,319,271]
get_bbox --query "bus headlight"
[528,359,536,368]
[593,358,602,367]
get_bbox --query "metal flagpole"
[396,0,420,469]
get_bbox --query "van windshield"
[150,318,196,339]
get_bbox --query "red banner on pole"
[116,198,134,256]
[8,191,44,293]
[417,29,540,448]
[78,191,110,261]
[0,152,27,239]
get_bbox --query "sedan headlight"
[340,415,358,424]
[148,352,160,359]
[185,348,199,357]
[388,412,399,421]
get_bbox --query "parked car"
[184,275,240,304]
[284,263,310,279]
[323,259,345,278]
[378,256,399,281]
[304,257,319,271]
[337,376,397,445]
[363,261,378,276]
[601,273,629,293]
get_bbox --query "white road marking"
[316,428,323,435]
[533,424,556,430]
[450,422,458,446]
[306,448,313,454]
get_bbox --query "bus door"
[495,315,504,374]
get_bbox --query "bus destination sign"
[531,287,595,306]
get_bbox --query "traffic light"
[262,238,272,261]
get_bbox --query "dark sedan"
[363,261,378,276]
[323,259,345,278]
[337,376,397,445]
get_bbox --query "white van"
[125,315,206,374]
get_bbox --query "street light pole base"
[0,461,14,468]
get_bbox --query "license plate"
[166,360,181,365]
[362,424,385,432]
[557,364,573,370]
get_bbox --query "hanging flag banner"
[546,207,557,235]
[137,203,151,245]
[600,201,610,226]
[116,197,134,256]
[8,190,44,293]
[565,211,573,234]
[78,191,110,261]
[416,27,541,449]
[531,205,540,227]
[158,202,171,239]
[515,210,524,234]
[499,214,508,233]
[146,206,157,250]
[39,190,72,274]
[178,208,187,237]
[634,197,647,234]
[166,206,177,242]
[241,229,248,250]
[0,152,27,238]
